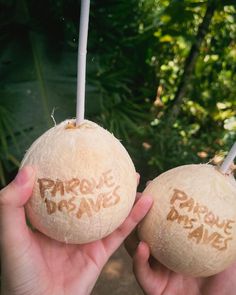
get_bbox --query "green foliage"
[0,0,235,187]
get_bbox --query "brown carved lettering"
[76,198,92,219]
[202,229,219,245]
[179,197,194,212]
[167,206,179,221]
[211,233,224,250]
[178,214,189,226]
[51,179,64,197]
[88,195,103,212]
[219,237,232,251]
[188,224,204,244]
[103,170,115,188]
[65,179,80,195]
[204,212,215,227]
[193,203,208,220]
[167,189,235,252]
[45,199,57,214]
[95,176,104,189]
[102,186,121,208]
[102,194,113,208]
[58,200,68,212]
[224,220,235,235]
[38,178,54,199]
[170,189,188,205]
[80,179,94,194]
[184,218,196,229]
[112,186,121,206]
[214,216,226,230]
[68,197,76,212]
[40,170,122,219]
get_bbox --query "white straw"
[76,0,90,126]
[219,142,236,174]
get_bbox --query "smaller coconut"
[21,119,137,244]
[138,164,236,277]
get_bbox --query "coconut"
[21,119,137,244]
[138,164,236,277]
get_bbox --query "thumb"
[133,241,158,293]
[133,241,153,279]
[0,166,35,248]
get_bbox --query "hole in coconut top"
[65,121,77,129]
[214,164,236,177]
[65,121,96,130]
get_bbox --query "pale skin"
[0,166,153,295]
[125,224,236,295]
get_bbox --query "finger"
[102,194,153,256]
[135,192,142,201]
[133,241,158,293]
[133,192,142,205]
[136,172,140,185]
[146,180,152,187]
[0,166,35,248]
[0,166,35,207]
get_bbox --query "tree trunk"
[167,0,217,126]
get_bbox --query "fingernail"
[15,166,34,186]
[138,241,147,251]
[138,241,144,247]
[146,180,152,187]
[136,172,140,182]
[143,195,153,204]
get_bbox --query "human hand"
[0,167,153,295]
[125,230,236,295]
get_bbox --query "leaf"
[0,160,6,186]
[160,34,175,43]
[0,2,102,184]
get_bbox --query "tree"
[0,0,235,187]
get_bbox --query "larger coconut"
[21,119,137,244]
[139,164,236,277]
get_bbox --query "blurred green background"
[0,0,236,189]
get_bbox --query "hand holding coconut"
[139,163,236,277]
[0,5,154,295]
[125,238,236,295]
[0,167,153,295]
[125,143,236,294]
